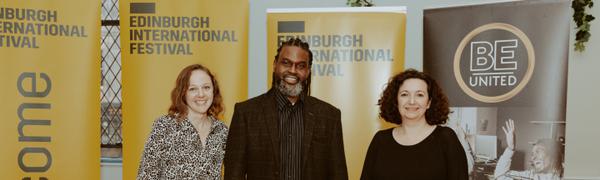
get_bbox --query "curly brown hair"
[378,69,449,125]
[168,64,224,122]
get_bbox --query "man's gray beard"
[277,79,303,97]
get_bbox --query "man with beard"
[224,38,348,180]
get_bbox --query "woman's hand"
[502,119,515,150]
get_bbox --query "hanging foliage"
[347,0,374,7]
[572,0,595,52]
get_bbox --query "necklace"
[188,117,212,148]
[189,117,211,131]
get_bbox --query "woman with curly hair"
[360,69,468,180]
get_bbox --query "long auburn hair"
[168,64,223,122]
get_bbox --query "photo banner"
[267,7,406,180]
[424,0,569,179]
[120,0,248,179]
[0,1,101,179]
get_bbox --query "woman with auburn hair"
[137,64,228,180]
[361,69,468,180]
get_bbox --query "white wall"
[565,2,600,178]
[101,162,122,180]
[248,0,600,179]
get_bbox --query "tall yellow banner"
[0,1,101,179]
[120,0,248,179]
[267,7,406,180]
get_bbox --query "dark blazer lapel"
[301,96,317,168]
[262,89,280,166]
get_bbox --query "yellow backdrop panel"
[0,1,101,179]
[120,0,248,179]
[267,7,406,180]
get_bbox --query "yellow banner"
[120,0,248,179]
[0,1,101,179]
[267,7,406,180]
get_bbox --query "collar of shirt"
[182,115,220,133]
[273,87,305,110]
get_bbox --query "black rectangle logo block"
[278,21,305,33]
[130,3,156,14]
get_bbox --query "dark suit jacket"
[224,89,348,180]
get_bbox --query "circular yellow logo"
[453,23,535,103]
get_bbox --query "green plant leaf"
[572,0,594,52]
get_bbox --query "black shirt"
[275,89,304,180]
[360,126,468,180]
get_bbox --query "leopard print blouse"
[137,115,228,180]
